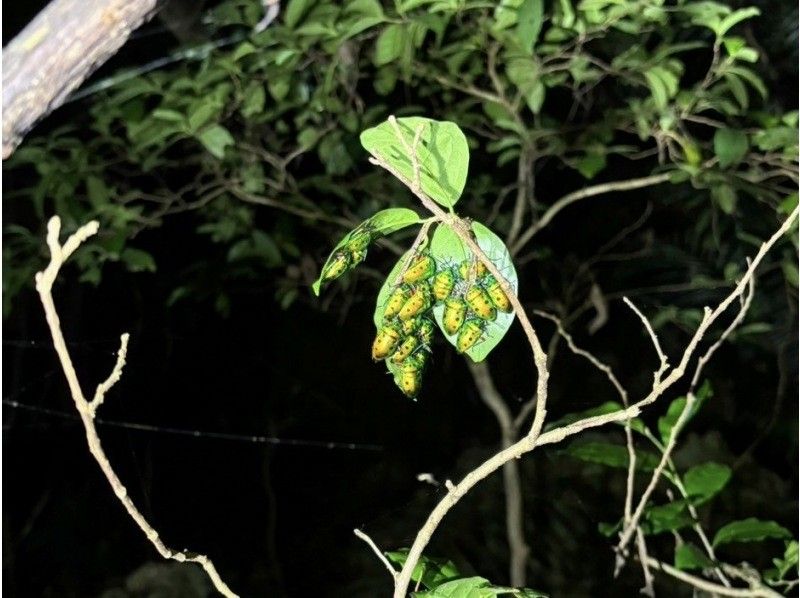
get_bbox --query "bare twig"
[623,297,669,381]
[644,557,782,598]
[616,266,759,561]
[354,529,397,582]
[35,216,238,598]
[510,173,672,255]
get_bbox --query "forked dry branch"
[35,217,238,598]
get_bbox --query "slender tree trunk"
[2,0,160,158]
[468,361,530,587]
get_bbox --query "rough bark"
[2,0,160,158]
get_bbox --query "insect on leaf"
[429,222,518,362]
[312,208,422,295]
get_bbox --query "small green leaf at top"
[429,222,517,362]
[312,208,422,295]
[674,543,715,571]
[764,540,799,583]
[714,128,749,169]
[713,518,792,548]
[360,117,470,208]
[658,380,712,444]
[683,462,732,505]
[643,500,694,535]
[385,550,461,590]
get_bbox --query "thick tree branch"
[3,0,160,158]
[35,216,238,598]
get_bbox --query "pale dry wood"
[644,557,782,598]
[3,0,160,158]
[35,217,238,598]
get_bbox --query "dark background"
[3,1,798,597]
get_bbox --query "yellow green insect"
[466,285,497,321]
[442,298,467,335]
[350,248,367,266]
[431,268,456,302]
[399,284,432,321]
[458,259,488,281]
[372,322,402,361]
[402,253,436,284]
[321,249,351,282]
[457,318,485,353]
[383,285,412,320]
[401,316,422,336]
[417,319,435,346]
[484,275,512,313]
[391,335,420,364]
[346,229,373,253]
[395,352,427,398]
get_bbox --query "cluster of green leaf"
[556,380,797,591]
[4,0,796,319]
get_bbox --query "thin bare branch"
[510,173,672,255]
[623,297,669,379]
[354,529,397,582]
[616,264,759,560]
[644,557,782,598]
[35,216,238,598]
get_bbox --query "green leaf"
[120,248,156,273]
[360,117,470,208]
[715,7,760,38]
[86,176,110,209]
[516,0,544,51]
[765,541,799,582]
[375,24,406,66]
[643,501,694,535]
[658,381,712,444]
[564,441,660,471]
[714,128,749,169]
[575,152,606,179]
[429,222,518,362]
[712,184,737,214]
[284,0,317,28]
[313,208,422,296]
[187,100,221,133]
[241,82,266,118]
[683,462,732,504]
[674,543,715,571]
[782,260,799,288]
[196,125,235,159]
[385,550,461,590]
[152,108,185,123]
[713,518,792,548]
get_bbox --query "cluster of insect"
[371,250,512,398]
[319,222,375,281]
[319,220,514,400]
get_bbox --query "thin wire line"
[2,399,383,451]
